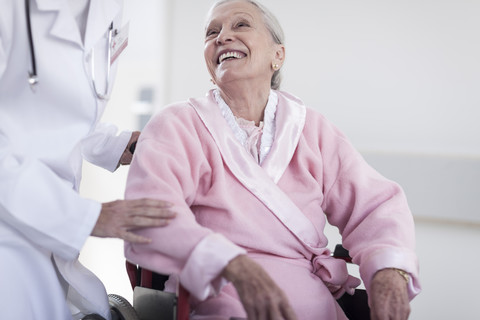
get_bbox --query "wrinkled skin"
[370,269,411,320]
[92,198,176,243]
[222,255,298,320]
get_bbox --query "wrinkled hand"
[119,131,141,166]
[370,269,410,320]
[92,198,176,243]
[221,255,298,320]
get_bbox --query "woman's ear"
[274,44,286,68]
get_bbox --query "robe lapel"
[189,91,321,248]
[261,91,306,183]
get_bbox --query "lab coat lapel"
[189,91,319,247]
[35,0,82,47]
[34,0,121,50]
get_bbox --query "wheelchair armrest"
[332,244,353,263]
[125,261,190,320]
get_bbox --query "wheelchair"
[104,244,370,320]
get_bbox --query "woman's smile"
[218,50,247,64]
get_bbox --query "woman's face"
[204,0,284,88]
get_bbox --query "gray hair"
[207,0,285,90]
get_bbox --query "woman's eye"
[206,29,218,37]
[235,21,250,28]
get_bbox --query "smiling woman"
[204,0,285,98]
[123,0,421,319]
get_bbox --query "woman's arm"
[314,113,421,306]
[124,106,246,300]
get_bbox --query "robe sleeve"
[124,105,246,300]
[81,122,131,172]
[316,113,421,299]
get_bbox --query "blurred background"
[79,0,480,319]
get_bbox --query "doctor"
[0,0,175,319]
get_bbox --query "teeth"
[219,51,243,63]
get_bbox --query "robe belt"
[311,254,361,299]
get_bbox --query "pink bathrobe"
[125,90,421,319]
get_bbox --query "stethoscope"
[25,0,113,100]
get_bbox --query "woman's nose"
[216,28,234,45]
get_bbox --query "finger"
[121,230,152,244]
[131,198,174,209]
[241,299,257,320]
[280,304,298,320]
[268,308,283,320]
[257,310,267,320]
[244,308,255,320]
[127,216,173,229]
[125,201,176,218]
[131,208,177,219]
[394,303,410,320]
[370,305,387,320]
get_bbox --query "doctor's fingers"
[123,214,175,230]
[125,198,177,218]
[93,200,175,238]
[118,229,155,244]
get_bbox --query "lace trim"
[214,89,277,164]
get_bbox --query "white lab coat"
[0,0,129,319]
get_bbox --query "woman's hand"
[92,198,176,243]
[369,268,410,320]
[221,255,298,320]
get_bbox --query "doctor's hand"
[369,268,410,320]
[92,198,176,243]
[221,255,298,320]
[118,131,141,166]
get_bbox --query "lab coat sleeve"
[0,139,101,261]
[315,112,421,300]
[125,105,246,301]
[0,7,98,260]
[81,122,131,172]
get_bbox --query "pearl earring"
[272,63,279,70]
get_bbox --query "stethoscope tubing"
[24,0,112,99]
[25,0,38,87]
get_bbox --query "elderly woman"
[125,0,421,319]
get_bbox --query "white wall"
[163,0,480,221]
[79,0,480,319]
[166,0,480,156]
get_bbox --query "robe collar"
[188,90,322,248]
[213,89,277,165]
